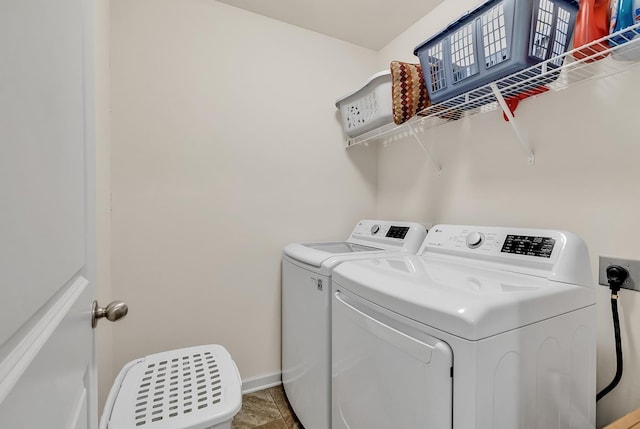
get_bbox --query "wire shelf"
[345,23,640,149]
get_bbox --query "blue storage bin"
[414,0,579,104]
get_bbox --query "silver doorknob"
[92,300,128,328]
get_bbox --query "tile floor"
[231,385,303,429]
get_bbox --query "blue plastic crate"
[414,0,579,104]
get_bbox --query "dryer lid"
[332,255,595,341]
[332,224,596,341]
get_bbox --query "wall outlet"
[599,256,640,292]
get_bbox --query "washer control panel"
[386,226,410,239]
[349,220,427,253]
[366,224,410,238]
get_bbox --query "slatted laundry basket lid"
[100,345,242,429]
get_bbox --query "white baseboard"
[241,371,282,394]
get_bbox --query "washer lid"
[303,241,382,254]
[332,254,596,341]
[283,220,427,268]
[283,242,383,268]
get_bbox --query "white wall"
[109,0,377,391]
[376,1,640,426]
[94,0,112,413]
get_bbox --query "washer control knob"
[371,224,381,235]
[466,232,484,249]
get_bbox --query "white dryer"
[282,220,427,429]
[331,224,596,429]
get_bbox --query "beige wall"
[94,0,112,413]
[109,0,377,391]
[376,1,640,426]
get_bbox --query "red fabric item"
[573,0,610,62]
[502,86,550,121]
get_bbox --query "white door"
[0,0,99,428]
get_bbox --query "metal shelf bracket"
[490,83,535,165]
[408,124,442,176]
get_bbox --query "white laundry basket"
[100,345,242,429]
[335,71,393,138]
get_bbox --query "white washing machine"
[282,220,427,429]
[331,224,597,429]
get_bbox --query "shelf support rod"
[490,83,535,165]
[408,124,442,176]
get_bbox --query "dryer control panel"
[420,224,593,286]
[446,230,556,258]
[422,225,560,259]
[501,234,556,258]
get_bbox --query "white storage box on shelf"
[335,71,393,138]
[100,345,242,429]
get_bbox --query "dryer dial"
[466,232,484,249]
[371,224,381,235]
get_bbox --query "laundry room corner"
[373,0,640,426]
[13,0,640,427]
[107,0,378,404]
